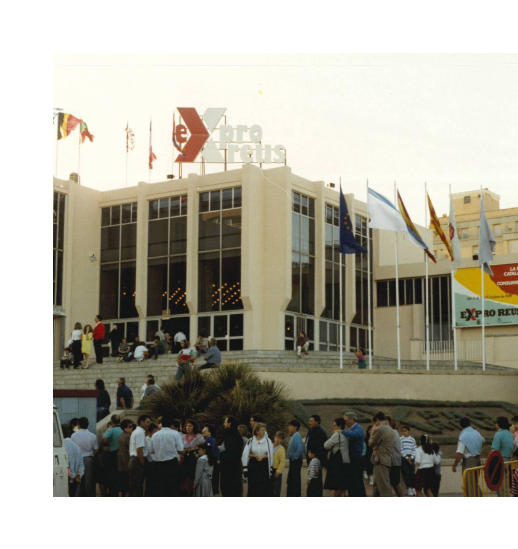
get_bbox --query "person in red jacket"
[92,315,105,365]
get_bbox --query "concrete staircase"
[53,350,511,408]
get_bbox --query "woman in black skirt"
[324,417,350,496]
[242,423,273,497]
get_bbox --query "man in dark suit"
[305,414,328,468]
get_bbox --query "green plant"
[144,364,293,439]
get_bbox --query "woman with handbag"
[324,417,350,496]
[179,419,204,496]
[242,423,274,497]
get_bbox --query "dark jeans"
[129,457,145,497]
[80,456,95,497]
[72,340,82,367]
[69,480,80,497]
[272,472,282,497]
[150,347,165,358]
[158,459,180,497]
[348,458,367,497]
[175,362,191,380]
[401,458,416,489]
[106,450,119,497]
[94,339,103,364]
[145,461,160,497]
[287,458,302,497]
[307,477,323,497]
[60,359,72,369]
[199,362,219,371]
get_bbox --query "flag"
[149,120,157,169]
[479,193,496,276]
[449,195,462,273]
[57,113,81,140]
[397,191,436,262]
[172,113,186,157]
[368,187,408,233]
[79,121,94,143]
[339,185,366,254]
[427,192,453,262]
[126,123,135,152]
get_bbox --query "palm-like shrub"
[144,364,293,439]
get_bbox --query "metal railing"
[420,340,482,362]
[462,460,517,497]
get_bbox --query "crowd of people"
[60,318,221,379]
[61,409,518,497]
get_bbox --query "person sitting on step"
[296,331,309,358]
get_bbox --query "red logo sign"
[484,450,505,491]
[175,108,209,163]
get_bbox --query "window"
[322,204,346,320]
[427,275,452,341]
[197,313,244,351]
[99,203,138,319]
[198,188,242,313]
[147,195,189,316]
[53,192,66,306]
[288,192,315,315]
[464,196,471,204]
[377,278,424,307]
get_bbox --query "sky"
[53,54,518,225]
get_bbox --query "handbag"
[329,433,343,466]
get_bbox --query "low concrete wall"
[256,369,518,403]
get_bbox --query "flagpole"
[480,186,486,371]
[55,126,59,178]
[394,182,401,370]
[149,116,152,185]
[126,121,129,188]
[450,184,458,371]
[367,179,373,369]
[78,117,81,184]
[339,177,343,370]
[425,182,430,371]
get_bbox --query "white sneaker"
[369,475,374,486]
[412,488,417,496]
[363,471,368,479]
[407,488,413,496]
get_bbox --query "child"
[400,425,417,496]
[60,348,74,370]
[272,431,286,497]
[355,348,367,369]
[306,449,323,497]
[431,441,442,497]
[414,435,441,497]
[194,442,215,497]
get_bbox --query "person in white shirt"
[129,414,151,497]
[71,322,83,368]
[144,423,160,497]
[174,330,186,353]
[152,416,184,496]
[242,422,274,497]
[414,435,441,498]
[134,343,148,362]
[70,417,98,496]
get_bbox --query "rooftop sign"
[174,108,285,164]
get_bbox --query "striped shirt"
[400,435,416,459]
[511,468,518,497]
[308,457,321,480]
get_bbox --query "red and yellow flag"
[80,121,94,143]
[57,113,81,140]
[427,193,453,261]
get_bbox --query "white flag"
[368,188,407,233]
[479,194,496,276]
[448,195,462,273]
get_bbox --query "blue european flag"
[340,185,367,254]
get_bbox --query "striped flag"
[149,120,157,169]
[57,113,81,140]
[126,123,135,152]
[427,192,453,261]
[397,191,436,262]
[449,195,462,273]
[80,121,94,144]
[479,194,496,276]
